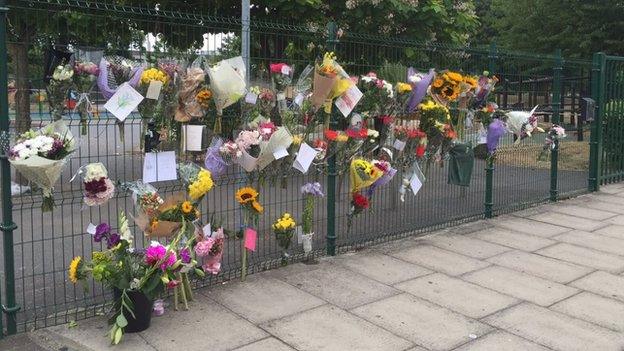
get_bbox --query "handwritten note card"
[244,227,257,251]
[145,80,163,100]
[143,151,178,183]
[335,85,363,117]
[293,142,318,174]
[103,82,143,122]
[182,125,204,152]
[393,139,406,151]
[245,92,258,105]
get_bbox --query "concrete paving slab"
[581,199,624,215]
[469,227,556,252]
[423,234,511,259]
[205,275,325,324]
[280,263,399,309]
[536,243,624,273]
[490,216,569,237]
[547,204,619,221]
[260,305,412,351]
[483,303,624,351]
[486,250,592,283]
[351,293,491,351]
[553,230,624,256]
[462,266,578,306]
[140,295,268,351]
[529,212,608,232]
[390,245,490,276]
[608,215,624,226]
[551,292,624,332]
[570,271,624,302]
[333,251,432,285]
[594,225,624,240]
[394,273,518,318]
[453,330,550,351]
[591,194,624,204]
[233,337,296,351]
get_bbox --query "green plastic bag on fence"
[448,143,474,187]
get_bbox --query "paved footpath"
[5,183,624,351]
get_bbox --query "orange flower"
[251,200,264,214]
[432,78,444,88]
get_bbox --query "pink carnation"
[145,243,177,271]
[194,238,215,257]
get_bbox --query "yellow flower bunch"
[396,82,412,94]
[273,213,296,231]
[318,52,339,78]
[292,134,303,146]
[188,169,214,201]
[196,88,212,108]
[140,68,169,86]
[431,71,464,101]
[236,187,263,214]
[336,133,349,142]
[463,76,478,90]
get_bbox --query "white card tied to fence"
[393,139,406,151]
[143,151,178,183]
[182,125,204,152]
[145,80,163,100]
[293,142,318,174]
[335,85,363,117]
[245,92,258,105]
[103,82,144,122]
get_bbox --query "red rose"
[324,129,338,141]
[352,193,370,209]
[416,145,426,158]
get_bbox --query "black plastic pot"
[112,289,154,333]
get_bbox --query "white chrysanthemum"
[383,81,394,98]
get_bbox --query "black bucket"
[113,289,154,333]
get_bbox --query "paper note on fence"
[103,82,143,122]
[409,172,423,195]
[182,125,204,152]
[273,147,289,160]
[146,80,163,100]
[393,139,406,151]
[245,92,258,105]
[293,143,318,174]
[143,151,178,183]
[335,85,363,117]
[244,227,257,251]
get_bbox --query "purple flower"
[46,138,65,159]
[107,233,120,248]
[301,182,324,197]
[180,248,191,264]
[94,223,110,243]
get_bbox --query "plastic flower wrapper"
[311,52,343,109]
[219,139,243,165]
[175,67,206,122]
[47,64,74,121]
[97,56,144,142]
[9,120,76,211]
[349,158,383,193]
[234,130,262,172]
[178,162,214,201]
[73,61,100,135]
[235,186,264,280]
[134,193,198,238]
[195,226,224,275]
[256,126,293,170]
[538,125,567,161]
[73,162,115,207]
[473,72,499,108]
[486,118,507,155]
[366,160,397,198]
[399,161,426,202]
[207,56,246,134]
[406,68,435,113]
[273,213,296,265]
[204,137,228,177]
[120,180,163,218]
[505,105,544,144]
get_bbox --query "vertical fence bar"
[326,21,338,256]
[241,0,250,85]
[589,53,606,189]
[550,49,562,201]
[484,43,497,218]
[0,0,19,336]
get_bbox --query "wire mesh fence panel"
[1,0,594,334]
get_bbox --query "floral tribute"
[79,163,115,207]
[273,212,296,265]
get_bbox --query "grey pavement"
[4,184,624,350]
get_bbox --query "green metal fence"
[0,0,600,336]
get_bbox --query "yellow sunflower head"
[68,256,83,284]
[446,71,463,82]
[236,187,259,204]
[181,201,194,214]
[251,200,264,214]
[432,78,444,88]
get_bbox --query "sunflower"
[68,256,82,284]
[446,71,463,82]
[251,200,264,214]
[181,201,194,214]
[463,76,478,89]
[236,187,258,204]
[432,78,444,88]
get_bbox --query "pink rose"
[194,238,215,257]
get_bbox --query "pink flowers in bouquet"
[81,163,115,207]
[145,242,177,271]
[194,227,224,275]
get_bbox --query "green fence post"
[589,52,605,191]
[0,0,19,336]
[484,43,497,219]
[326,21,338,256]
[550,49,563,202]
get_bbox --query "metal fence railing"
[0,0,598,336]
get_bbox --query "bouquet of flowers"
[79,162,115,207]
[538,125,567,161]
[430,71,464,104]
[270,62,293,112]
[406,68,435,114]
[506,105,543,144]
[349,158,383,193]
[358,72,393,118]
[122,180,163,217]
[366,160,397,198]
[300,182,324,255]
[133,192,199,238]
[175,67,206,122]
[178,162,214,202]
[137,67,169,120]
[9,121,75,211]
[312,52,346,111]
[234,130,262,172]
[347,192,370,233]
[73,61,99,135]
[218,140,243,165]
[235,186,264,280]
[47,64,74,121]
[207,56,246,134]
[195,226,224,275]
[203,138,228,177]
[273,212,296,265]
[418,100,455,160]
